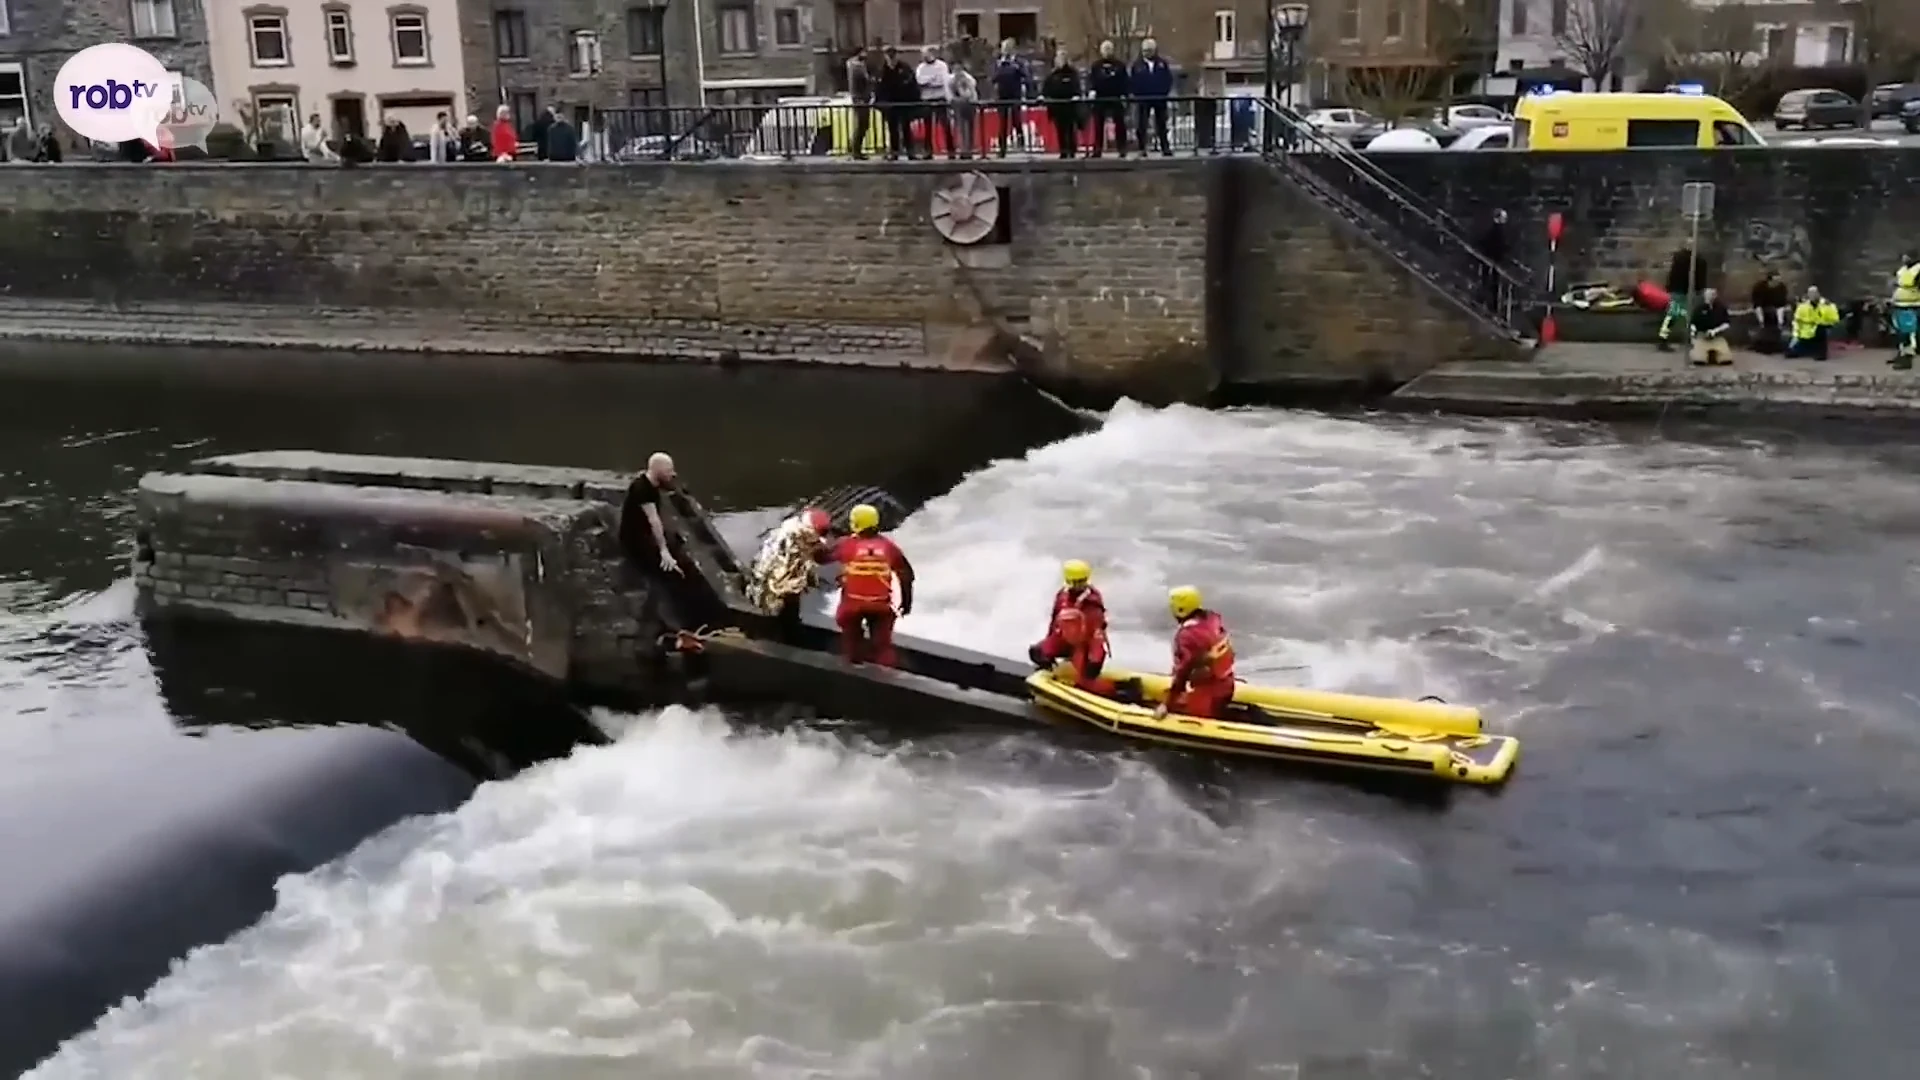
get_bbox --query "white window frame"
[131,0,178,38]
[248,14,291,66]
[0,61,27,128]
[568,29,602,75]
[390,11,430,66]
[717,4,755,54]
[1823,23,1851,66]
[773,6,801,47]
[0,0,12,37]
[325,8,354,63]
[1383,0,1404,40]
[251,92,297,143]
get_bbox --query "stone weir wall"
[0,159,1509,401]
[1375,148,1920,307]
[135,452,667,701]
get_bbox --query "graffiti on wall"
[328,552,534,667]
[1742,219,1811,269]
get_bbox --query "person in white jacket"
[914,46,957,158]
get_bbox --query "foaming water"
[29,404,1920,1076]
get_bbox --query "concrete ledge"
[1389,343,1920,425]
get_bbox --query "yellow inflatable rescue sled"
[1025,667,1519,786]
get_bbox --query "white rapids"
[29,402,1891,1078]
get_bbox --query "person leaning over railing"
[1129,39,1174,157]
[950,64,980,158]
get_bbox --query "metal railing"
[585,96,1276,161]
[1255,100,1540,340]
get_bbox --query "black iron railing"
[585,96,1277,161]
[1253,100,1538,339]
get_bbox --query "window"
[1549,0,1566,37]
[1507,58,1523,71]
[1509,0,1526,36]
[1825,25,1851,65]
[1625,118,1700,148]
[995,12,1036,47]
[1337,0,1359,41]
[956,12,979,38]
[0,62,26,128]
[1479,130,1510,148]
[1758,25,1786,60]
[627,6,663,55]
[509,90,537,136]
[251,93,296,143]
[1214,10,1235,45]
[1713,120,1757,147]
[898,1,923,44]
[774,7,800,45]
[569,30,601,75]
[0,0,9,36]
[834,1,866,49]
[391,10,429,64]
[325,8,354,63]
[131,0,178,38]
[248,14,289,66]
[1384,0,1403,39]
[718,3,754,53]
[494,8,528,59]
[627,86,665,135]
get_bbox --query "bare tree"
[1556,0,1636,89]
[1663,2,1769,98]
[1428,0,1495,104]
[1077,0,1152,58]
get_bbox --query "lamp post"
[1266,2,1309,111]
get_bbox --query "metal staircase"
[1253,100,1538,344]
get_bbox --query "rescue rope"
[657,624,746,654]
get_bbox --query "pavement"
[1389,340,1920,423]
[1753,117,1919,147]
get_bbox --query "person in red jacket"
[1029,559,1109,681]
[489,105,519,161]
[1155,585,1237,719]
[813,502,914,666]
[1040,607,1118,695]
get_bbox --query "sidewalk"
[1389,341,1920,423]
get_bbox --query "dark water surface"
[8,347,1920,1078]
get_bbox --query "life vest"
[1172,610,1236,688]
[835,534,900,606]
[1791,300,1836,341]
[1895,264,1920,307]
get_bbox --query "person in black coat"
[1087,40,1129,156]
[1041,51,1082,159]
[1475,208,1510,313]
[875,47,920,159]
[989,41,1030,155]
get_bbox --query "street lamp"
[1265,2,1309,111]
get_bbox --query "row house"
[206,0,471,146]
[0,0,214,136]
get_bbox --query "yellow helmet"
[1168,585,1203,620]
[848,503,881,533]
[1062,559,1091,587]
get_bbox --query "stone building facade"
[0,0,214,141]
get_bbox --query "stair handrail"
[1254,99,1536,293]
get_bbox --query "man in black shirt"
[619,452,680,576]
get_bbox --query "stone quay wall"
[1375,148,1920,307]
[3,151,1907,398]
[134,453,666,700]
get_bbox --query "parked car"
[1444,103,1508,131]
[1303,107,1378,143]
[1870,82,1920,118]
[1364,128,1441,152]
[1450,124,1513,150]
[1904,97,1920,133]
[1773,88,1860,129]
[1350,117,1461,148]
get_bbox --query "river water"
[10,348,1920,1078]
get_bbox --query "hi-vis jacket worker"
[813,503,914,667]
[1787,288,1839,361]
[1155,585,1237,720]
[1029,559,1110,684]
[1892,253,1920,369]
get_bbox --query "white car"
[1444,103,1508,131]
[1303,107,1378,142]
[1450,124,1513,150]
[1363,128,1440,151]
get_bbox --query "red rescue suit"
[1030,585,1110,676]
[815,532,913,667]
[1167,609,1237,718]
[1038,608,1116,695]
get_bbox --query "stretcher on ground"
[1024,666,1520,785]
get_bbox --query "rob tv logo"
[53,42,219,150]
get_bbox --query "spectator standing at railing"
[876,46,919,160]
[915,46,956,160]
[846,53,875,160]
[546,110,579,162]
[1130,40,1174,157]
[4,118,34,163]
[458,115,491,161]
[490,105,519,162]
[950,65,980,158]
[1474,209,1509,313]
[990,40,1031,156]
[1088,40,1130,157]
[301,114,337,162]
[1041,51,1083,159]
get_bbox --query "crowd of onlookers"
[844,36,1178,160]
[1,117,62,163]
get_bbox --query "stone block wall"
[1375,149,1920,305]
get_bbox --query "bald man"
[620,452,679,575]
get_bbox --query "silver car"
[1303,107,1378,143]
[1444,103,1508,131]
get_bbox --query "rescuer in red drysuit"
[1040,607,1119,696]
[1155,585,1237,720]
[813,502,914,667]
[1029,559,1110,682]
